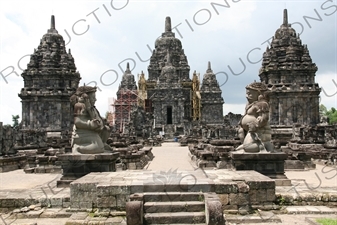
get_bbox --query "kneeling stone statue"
[70,86,111,154]
[236,82,274,153]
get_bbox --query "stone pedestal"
[230,152,289,184]
[57,152,119,187]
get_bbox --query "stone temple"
[259,9,321,126]
[113,17,224,137]
[17,16,81,147]
[113,63,138,131]
[1,9,337,225]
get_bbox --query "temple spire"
[126,62,131,73]
[283,9,288,26]
[165,16,171,32]
[206,61,213,73]
[48,15,58,33]
[51,15,55,29]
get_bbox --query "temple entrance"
[167,106,172,124]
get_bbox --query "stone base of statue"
[230,151,291,186]
[57,152,120,187]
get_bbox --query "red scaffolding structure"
[112,89,138,132]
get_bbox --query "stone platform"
[231,152,289,183]
[57,152,120,187]
[70,169,276,211]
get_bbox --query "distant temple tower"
[113,63,138,131]
[200,62,224,124]
[19,15,81,131]
[145,17,193,136]
[113,16,225,137]
[259,9,321,126]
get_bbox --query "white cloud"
[223,103,245,116]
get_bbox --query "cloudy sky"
[0,0,336,125]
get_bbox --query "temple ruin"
[17,15,81,149]
[259,9,321,126]
[0,8,337,225]
[113,17,224,138]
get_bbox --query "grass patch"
[316,218,337,225]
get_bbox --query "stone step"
[142,192,204,202]
[143,183,211,192]
[144,211,206,224]
[144,201,205,213]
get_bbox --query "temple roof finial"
[283,9,288,26]
[48,15,58,33]
[126,62,131,72]
[207,61,213,73]
[165,16,172,32]
[51,15,55,29]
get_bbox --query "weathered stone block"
[50,198,63,207]
[1,199,15,208]
[78,201,92,209]
[205,200,224,225]
[229,193,249,205]
[116,195,129,210]
[266,189,275,202]
[237,181,250,193]
[97,196,117,208]
[246,180,275,190]
[218,194,229,206]
[215,183,238,194]
[330,195,337,202]
[126,201,143,225]
[249,190,258,204]
[256,189,267,202]
[322,193,330,202]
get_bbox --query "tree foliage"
[12,115,20,127]
[320,104,337,124]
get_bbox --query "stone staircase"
[164,124,175,139]
[128,191,224,225]
[143,192,206,224]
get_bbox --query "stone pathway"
[146,142,196,171]
[285,164,337,188]
[0,170,61,190]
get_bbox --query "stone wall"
[276,193,337,207]
[0,155,26,173]
[0,122,17,156]
[15,129,71,151]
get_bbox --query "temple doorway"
[167,106,172,124]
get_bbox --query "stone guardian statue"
[236,82,274,153]
[70,86,111,154]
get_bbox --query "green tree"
[12,115,20,127]
[320,104,337,125]
[319,104,328,115]
[328,107,337,124]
